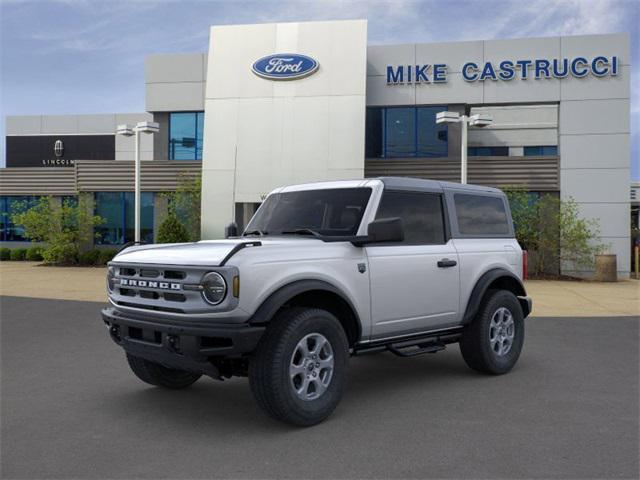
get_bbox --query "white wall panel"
[6,116,42,134]
[560,134,629,169]
[415,40,483,73]
[560,65,630,101]
[560,33,630,65]
[560,99,629,135]
[560,168,629,203]
[366,44,415,76]
[576,203,629,238]
[415,73,483,104]
[146,82,205,112]
[146,53,205,83]
[41,116,78,134]
[201,20,367,239]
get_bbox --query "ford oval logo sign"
[252,53,319,80]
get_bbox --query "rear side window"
[454,194,510,236]
[375,191,446,244]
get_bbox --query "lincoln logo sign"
[252,53,319,80]
[386,55,620,84]
[54,139,64,158]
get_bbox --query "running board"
[353,328,462,357]
[387,339,446,357]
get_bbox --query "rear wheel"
[126,354,201,389]
[249,307,349,426]
[459,290,525,374]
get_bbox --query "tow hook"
[167,335,181,353]
[109,325,121,342]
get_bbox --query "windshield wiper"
[280,228,323,239]
[243,229,268,236]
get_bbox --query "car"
[102,177,532,426]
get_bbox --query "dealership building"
[0,20,632,277]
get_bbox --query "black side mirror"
[225,222,238,238]
[352,217,404,246]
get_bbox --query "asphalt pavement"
[1,296,638,479]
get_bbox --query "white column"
[134,130,141,243]
[460,116,468,184]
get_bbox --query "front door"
[366,190,460,339]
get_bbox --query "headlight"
[107,266,115,293]
[201,272,227,305]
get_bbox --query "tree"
[504,188,604,277]
[11,196,104,265]
[157,213,190,244]
[163,173,201,241]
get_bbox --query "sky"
[1,0,638,179]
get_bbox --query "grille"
[109,262,237,315]
[111,264,204,313]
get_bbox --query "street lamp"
[116,121,159,243]
[436,111,492,184]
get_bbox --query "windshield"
[245,188,372,237]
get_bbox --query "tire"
[249,307,349,427]
[126,354,201,389]
[459,289,525,375]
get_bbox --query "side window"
[454,194,509,236]
[375,191,446,244]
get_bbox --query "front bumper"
[102,307,265,377]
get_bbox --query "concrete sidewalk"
[0,261,638,317]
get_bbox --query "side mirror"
[353,217,404,246]
[225,222,238,238]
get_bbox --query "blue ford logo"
[252,53,319,80]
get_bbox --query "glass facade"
[524,146,558,156]
[468,146,509,156]
[169,112,204,160]
[95,192,154,245]
[0,196,39,242]
[365,106,448,158]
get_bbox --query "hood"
[112,237,321,266]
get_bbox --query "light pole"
[436,111,492,184]
[116,121,159,243]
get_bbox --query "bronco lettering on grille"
[119,278,181,290]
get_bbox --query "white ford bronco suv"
[102,177,531,426]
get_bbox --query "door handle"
[437,258,457,268]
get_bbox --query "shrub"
[97,249,118,266]
[157,213,190,244]
[42,243,79,265]
[11,196,104,265]
[10,248,27,261]
[79,249,102,266]
[0,248,10,261]
[25,246,44,261]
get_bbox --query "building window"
[169,112,204,160]
[365,106,448,158]
[0,196,39,242]
[468,146,509,156]
[95,192,154,245]
[524,146,558,156]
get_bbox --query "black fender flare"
[249,279,362,340]
[462,268,530,324]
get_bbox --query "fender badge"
[357,263,367,274]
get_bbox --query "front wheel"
[249,307,349,426]
[459,290,525,375]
